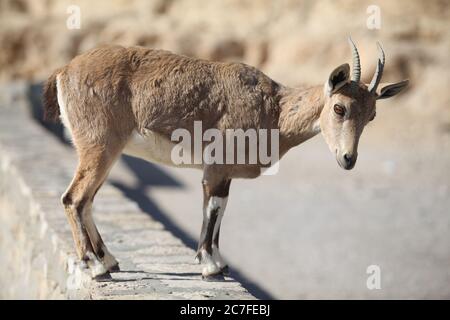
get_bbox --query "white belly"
[123,130,202,169]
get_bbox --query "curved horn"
[368,42,385,93]
[348,37,361,83]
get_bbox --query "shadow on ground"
[27,82,273,299]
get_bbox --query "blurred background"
[0,0,449,299]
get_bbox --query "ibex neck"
[278,85,325,154]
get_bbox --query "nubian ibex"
[43,38,408,280]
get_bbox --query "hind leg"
[82,190,120,273]
[62,143,123,278]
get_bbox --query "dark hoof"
[202,273,225,282]
[94,272,112,282]
[109,264,121,273]
[220,265,230,275]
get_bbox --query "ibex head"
[320,37,409,170]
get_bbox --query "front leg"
[196,175,231,280]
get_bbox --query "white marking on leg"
[208,196,228,268]
[207,196,227,219]
[85,251,108,278]
[200,249,220,276]
[199,196,228,275]
[212,244,226,269]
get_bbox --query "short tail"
[42,68,63,122]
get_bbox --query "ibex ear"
[324,63,350,96]
[376,80,409,100]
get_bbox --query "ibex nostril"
[343,153,352,164]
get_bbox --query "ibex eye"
[333,104,345,116]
